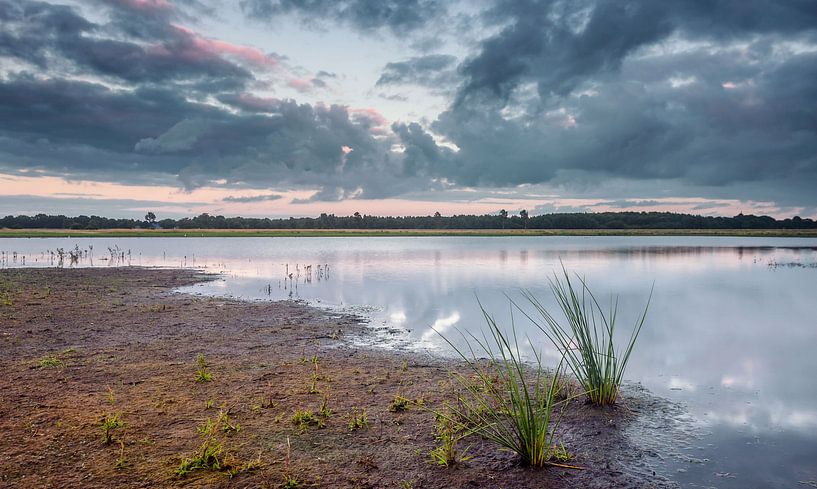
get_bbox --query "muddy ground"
[0,267,674,488]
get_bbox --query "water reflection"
[2,236,817,487]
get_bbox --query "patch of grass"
[319,395,332,418]
[177,411,254,478]
[518,265,652,406]
[348,407,368,431]
[198,410,240,435]
[195,353,213,383]
[291,409,324,431]
[388,394,412,413]
[176,438,224,477]
[114,440,127,470]
[436,302,570,468]
[38,355,64,369]
[282,476,301,489]
[429,410,472,467]
[1,291,12,307]
[100,413,124,445]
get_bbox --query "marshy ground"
[0,268,675,488]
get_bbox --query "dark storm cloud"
[240,0,447,36]
[0,0,268,91]
[2,0,817,210]
[376,54,457,89]
[460,0,817,102]
[385,0,817,206]
[222,193,283,203]
[0,74,413,197]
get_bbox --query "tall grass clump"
[436,304,569,468]
[519,266,652,406]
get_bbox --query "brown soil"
[0,267,674,488]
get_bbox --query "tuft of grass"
[100,413,124,445]
[429,410,472,467]
[348,407,368,431]
[38,355,64,369]
[177,411,253,478]
[517,265,652,406]
[114,440,127,470]
[291,409,324,431]
[388,394,412,413]
[436,302,570,468]
[319,395,332,418]
[195,353,213,383]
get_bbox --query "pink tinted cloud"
[232,93,282,112]
[171,25,280,70]
[110,0,173,13]
[287,78,314,93]
[350,108,388,126]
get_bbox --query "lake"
[2,235,816,488]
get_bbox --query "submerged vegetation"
[519,266,652,406]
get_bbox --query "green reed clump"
[518,265,652,406]
[437,304,569,468]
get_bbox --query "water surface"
[2,236,816,487]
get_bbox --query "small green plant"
[195,353,213,383]
[197,410,240,435]
[436,302,571,468]
[205,399,214,410]
[282,476,301,489]
[282,436,300,488]
[114,440,127,469]
[319,395,332,418]
[348,407,368,431]
[176,437,224,476]
[38,355,64,369]
[100,413,124,445]
[291,409,324,431]
[388,394,412,413]
[429,411,472,467]
[106,386,116,404]
[517,265,652,406]
[177,411,251,477]
[1,291,12,307]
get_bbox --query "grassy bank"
[2,228,817,238]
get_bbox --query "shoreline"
[0,267,677,488]
[2,228,817,238]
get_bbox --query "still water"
[2,236,816,487]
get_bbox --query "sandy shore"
[0,267,674,488]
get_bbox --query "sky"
[1,0,816,219]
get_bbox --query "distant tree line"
[1,211,816,230]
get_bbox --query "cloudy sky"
[1,0,816,219]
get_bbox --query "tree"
[145,212,156,224]
[499,209,508,229]
[520,209,529,229]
